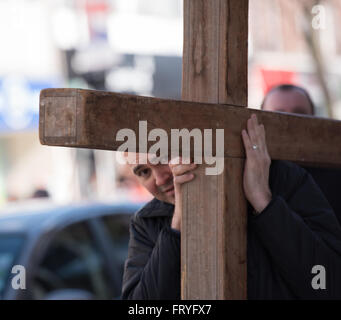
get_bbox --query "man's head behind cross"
[261,84,315,115]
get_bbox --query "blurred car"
[0,200,145,300]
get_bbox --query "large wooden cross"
[39,0,341,299]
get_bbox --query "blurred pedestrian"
[261,84,315,115]
[261,84,341,226]
[32,188,49,199]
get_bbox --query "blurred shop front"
[0,0,183,206]
[0,77,60,204]
[53,0,183,205]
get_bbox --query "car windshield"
[0,234,25,297]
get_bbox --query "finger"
[254,114,263,137]
[169,157,181,166]
[169,156,192,167]
[174,173,195,185]
[171,163,197,176]
[259,124,270,155]
[242,127,263,164]
[247,117,258,144]
[251,114,263,141]
[241,129,252,158]
[250,115,267,154]
[259,123,266,142]
[259,123,265,137]
[251,113,259,126]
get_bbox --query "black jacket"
[122,160,341,299]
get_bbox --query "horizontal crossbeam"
[40,88,341,167]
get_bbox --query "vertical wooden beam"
[181,0,249,299]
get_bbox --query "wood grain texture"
[40,88,341,167]
[181,164,223,299]
[181,0,248,300]
[181,158,247,299]
[220,158,248,299]
[218,0,249,105]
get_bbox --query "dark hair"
[32,189,50,198]
[261,84,315,115]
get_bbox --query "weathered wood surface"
[181,0,248,299]
[181,158,248,299]
[40,88,341,167]
[38,0,341,301]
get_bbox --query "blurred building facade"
[249,0,341,118]
[0,0,340,206]
[0,0,181,205]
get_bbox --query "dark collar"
[137,198,175,218]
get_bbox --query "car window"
[101,214,131,259]
[100,214,131,291]
[102,214,130,246]
[32,221,112,300]
[0,234,25,298]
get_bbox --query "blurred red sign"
[75,0,109,14]
[85,0,109,14]
[260,69,297,94]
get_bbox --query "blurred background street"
[0,0,341,204]
[0,0,340,299]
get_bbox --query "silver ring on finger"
[252,144,258,150]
